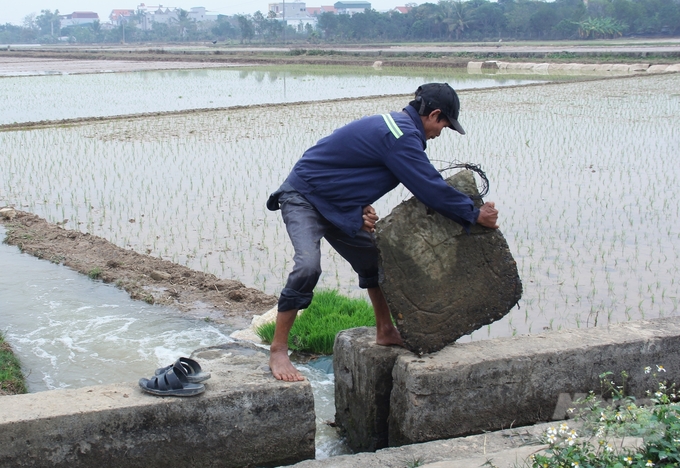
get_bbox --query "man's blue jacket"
[269,104,480,237]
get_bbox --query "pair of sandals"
[139,357,211,397]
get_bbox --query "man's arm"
[382,138,479,228]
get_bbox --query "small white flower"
[567,407,575,414]
[646,460,654,467]
[645,366,652,374]
[600,412,607,421]
[657,365,666,372]
[655,391,663,398]
[616,411,623,421]
[625,456,633,465]
[559,422,569,434]
[547,434,557,444]
[605,443,613,452]
[572,463,580,468]
[547,426,557,435]
[659,383,667,390]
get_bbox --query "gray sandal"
[154,357,211,383]
[139,363,205,397]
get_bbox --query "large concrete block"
[376,170,522,354]
[333,327,411,452]
[0,342,315,467]
[389,317,680,446]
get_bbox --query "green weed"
[87,267,102,279]
[528,367,680,468]
[0,331,27,395]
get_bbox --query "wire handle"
[433,160,490,200]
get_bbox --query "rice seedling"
[255,289,376,355]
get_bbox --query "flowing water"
[0,226,345,458]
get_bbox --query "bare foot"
[376,324,404,347]
[269,347,305,382]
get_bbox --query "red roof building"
[110,9,135,24]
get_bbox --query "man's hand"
[476,201,499,229]
[362,205,379,233]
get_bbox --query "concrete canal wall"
[3,317,680,466]
[334,317,680,451]
[0,343,315,468]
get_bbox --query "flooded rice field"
[2,66,680,341]
[3,73,678,341]
[0,65,556,125]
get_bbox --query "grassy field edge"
[0,331,27,396]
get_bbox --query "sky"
[1,0,409,25]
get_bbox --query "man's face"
[421,110,452,140]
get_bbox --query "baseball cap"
[413,83,466,135]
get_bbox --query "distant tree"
[173,9,197,40]
[235,14,255,43]
[468,1,507,39]
[317,11,339,39]
[451,0,471,40]
[505,1,534,39]
[529,3,561,38]
[63,24,95,43]
[35,9,60,38]
[408,3,440,40]
[90,20,103,41]
[23,13,38,31]
[212,15,238,40]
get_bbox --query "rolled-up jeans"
[277,189,380,312]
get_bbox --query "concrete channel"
[1,317,678,467]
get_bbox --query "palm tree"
[172,9,194,40]
[451,0,470,40]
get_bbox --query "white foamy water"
[0,226,347,457]
[0,229,233,392]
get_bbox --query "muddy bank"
[4,41,680,66]
[1,211,277,330]
[0,48,470,69]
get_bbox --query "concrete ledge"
[389,317,680,446]
[333,327,411,452]
[468,60,680,75]
[334,318,680,450]
[288,420,552,468]
[0,342,315,467]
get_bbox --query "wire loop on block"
[433,160,490,200]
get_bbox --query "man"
[266,83,499,382]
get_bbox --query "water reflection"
[0,66,547,125]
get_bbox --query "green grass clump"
[0,332,27,395]
[87,267,102,279]
[255,289,376,355]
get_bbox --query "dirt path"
[1,211,277,330]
